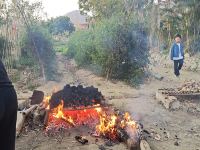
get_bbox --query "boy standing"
[170,34,184,77]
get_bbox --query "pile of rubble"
[156,80,200,112]
[177,81,200,94]
[160,80,200,96]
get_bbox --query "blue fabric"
[174,59,183,76]
[170,42,184,60]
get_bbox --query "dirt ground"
[16,53,200,150]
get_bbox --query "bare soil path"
[16,53,200,150]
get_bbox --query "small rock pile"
[178,80,200,94]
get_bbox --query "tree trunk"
[186,20,189,52]
[16,3,46,82]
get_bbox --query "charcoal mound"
[50,84,105,109]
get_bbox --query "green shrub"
[66,15,149,86]
[67,30,94,66]
[20,26,57,80]
[190,37,200,55]
[55,45,68,53]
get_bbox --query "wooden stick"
[17,97,29,101]
[33,107,45,124]
[16,105,38,137]
[16,112,26,137]
[140,139,151,150]
[22,105,38,116]
[44,109,50,126]
[61,117,75,127]
[62,105,111,111]
[18,99,29,111]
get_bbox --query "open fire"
[40,85,141,143]
[17,85,144,150]
[43,96,140,142]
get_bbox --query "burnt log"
[49,84,105,109]
[117,128,129,142]
[44,109,50,126]
[126,138,140,150]
[116,127,140,150]
[33,107,46,125]
[30,90,44,105]
[18,99,30,111]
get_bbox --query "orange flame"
[44,95,137,141]
[52,100,75,126]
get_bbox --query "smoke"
[126,125,140,140]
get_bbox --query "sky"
[30,0,79,18]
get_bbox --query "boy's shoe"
[176,75,181,81]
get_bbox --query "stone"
[190,63,198,71]
[185,53,190,58]
[170,100,181,110]
[152,73,164,81]
[156,92,180,110]
[174,141,179,146]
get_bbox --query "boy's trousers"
[173,59,183,76]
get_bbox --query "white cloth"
[173,43,183,60]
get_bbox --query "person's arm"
[170,44,174,60]
[0,59,11,84]
[182,44,185,60]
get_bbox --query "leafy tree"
[20,25,57,80]
[79,0,148,19]
[67,0,149,85]
[0,0,57,81]
[0,36,6,57]
[148,0,200,54]
[45,16,75,35]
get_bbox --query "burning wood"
[44,109,50,126]
[33,106,46,125]
[18,84,146,149]
[44,96,141,149]
[30,90,44,105]
[49,84,105,108]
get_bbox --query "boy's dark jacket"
[170,42,184,60]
